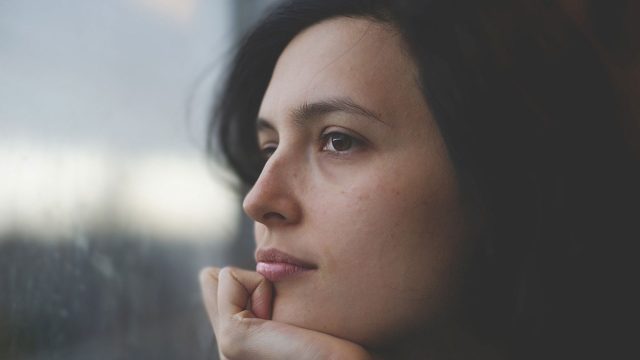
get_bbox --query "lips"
[255,248,317,282]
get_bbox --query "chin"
[271,288,327,329]
[270,286,396,348]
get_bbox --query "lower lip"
[256,262,314,282]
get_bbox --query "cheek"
[313,175,444,266]
[269,140,467,346]
[307,163,467,329]
[317,190,420,289]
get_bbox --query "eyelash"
[259,130,365,160]
[320,131,363,155]
[260,143,277,159]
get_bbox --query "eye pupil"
[331,133,352,151]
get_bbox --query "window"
[0,1,274,358]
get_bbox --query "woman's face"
[244,17,471,347]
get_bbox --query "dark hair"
[587,0,640,63]
[208,0,639,358]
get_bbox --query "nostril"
[262,212,286,222]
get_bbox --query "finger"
[199,267,221,328]
[222,319,373,360]
[214,268,371,359]
[218,267,273,320]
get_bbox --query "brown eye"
[261,144,277,159]
[324,132,353,152]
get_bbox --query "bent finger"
[199,267,221,328]
[218,267,273,320]
[221,319,372,360]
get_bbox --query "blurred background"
[0,0,276,358]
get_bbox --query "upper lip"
[255,248,317,269]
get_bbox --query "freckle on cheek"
[354,190,371,201]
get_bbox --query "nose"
[242,151,303,226]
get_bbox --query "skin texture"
[200,267,372,359]
[201,17,477,358]
[247,18,470,348]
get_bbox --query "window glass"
[0,1,273,358]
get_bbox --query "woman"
[200,0,639,358]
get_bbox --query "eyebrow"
[256,97,389,131]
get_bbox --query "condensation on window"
[0,1,275,359]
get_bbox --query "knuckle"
[219,266,232,279]
[216,313,263,359]
[216,325,244,358]
[199,267,216,285]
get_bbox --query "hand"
[200,266,373,360]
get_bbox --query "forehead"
[258,17,424,122]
